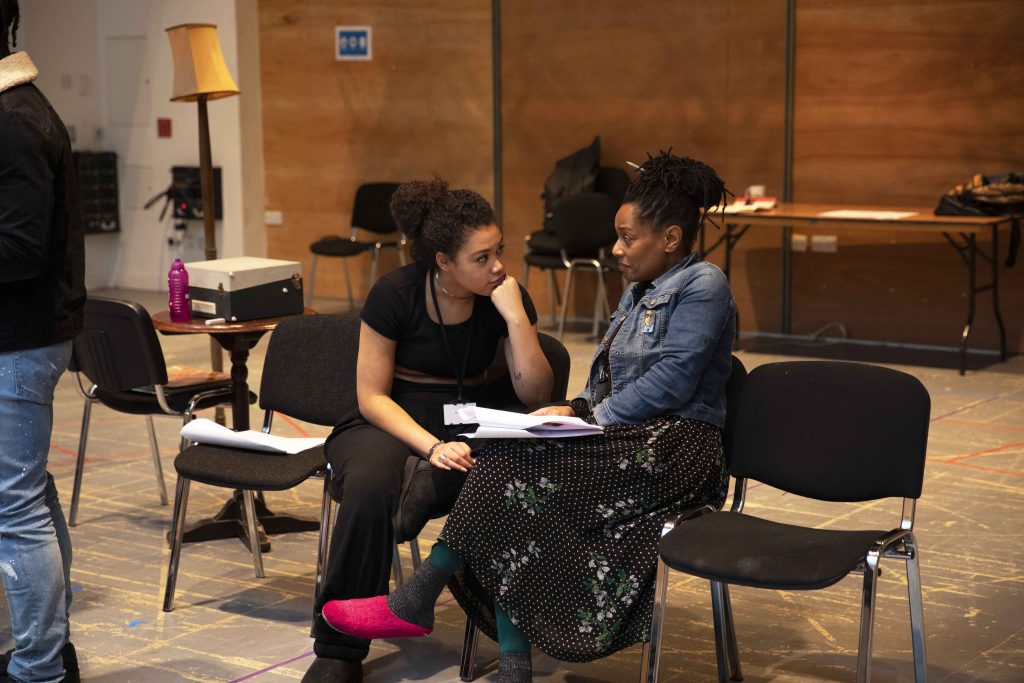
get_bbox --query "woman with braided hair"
[321,151,737,680]
[304,179,552,682]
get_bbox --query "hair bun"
[390,178,449,239]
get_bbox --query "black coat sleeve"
[0,111,54,282]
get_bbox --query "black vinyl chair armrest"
[871,527,916,558]
[180,385,237,419]
[677,502,720,524]
[657,502,719,541]
[72,372,97,401]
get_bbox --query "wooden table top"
[151,308,317,334]
[718,202,1018,232]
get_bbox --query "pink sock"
[322,596,432,639]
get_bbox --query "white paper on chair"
[180,418,326,455]
[456,406,604,439]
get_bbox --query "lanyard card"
[443,402,477,426]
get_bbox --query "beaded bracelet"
[426,440,444,459]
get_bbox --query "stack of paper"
[711,197,778,214]
[457,406,604,439]
[180,418,327,455]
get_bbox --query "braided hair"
[623,150,730,253]
[389,177,496,266]
[0,0,18,56]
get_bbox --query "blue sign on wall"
[336,26,372,61]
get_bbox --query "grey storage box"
[187,257,303,321]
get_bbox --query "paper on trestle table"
[457,406,603,439]
[180,418,326,455]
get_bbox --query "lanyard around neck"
[429,269,475,402]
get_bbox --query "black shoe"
[0,642,79,682]
[61,642,80,683]
[301,656,363,683]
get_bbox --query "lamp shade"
[166,23,239,102]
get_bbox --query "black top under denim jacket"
[0,52,85,353]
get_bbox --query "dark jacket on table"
[0,51,85,352]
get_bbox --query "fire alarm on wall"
[157,118,172,138]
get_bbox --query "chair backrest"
[594,166,630,208]
[539,332,571,401]
[552,191,618,253]
[729,361,930,502]
[73,297,168,391]
[351,182,401,235]
[722,354,747,462]
[258,313,361,426]
[482,332,571,404]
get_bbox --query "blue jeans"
[0,341,73,683]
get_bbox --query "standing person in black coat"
[0,1,85,680]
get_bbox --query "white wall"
[19,0,263,292]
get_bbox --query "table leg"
[990,226,1007,362]
[958,233,977,375]
[724,224,739,348]
[781,225,792,335]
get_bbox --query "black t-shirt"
[360,262,539,379]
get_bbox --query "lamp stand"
[196,95,224,385]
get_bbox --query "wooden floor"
[2,289,1021,682]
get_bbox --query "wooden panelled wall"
[260,0,1024,353]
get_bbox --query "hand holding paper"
[457,406,604,439]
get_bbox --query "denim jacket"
[577,252,735,428]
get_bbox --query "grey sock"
[385,558,450,630]
[495,651,532,682]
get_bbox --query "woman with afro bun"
[305,178,552,682]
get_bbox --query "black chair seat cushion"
[174,443,327,490]
[525,230,559,255]
[311,236,396,257]
[96,385,255,416]
[659,511,886,591]
[524,251,566,269]
[525,232,616,266]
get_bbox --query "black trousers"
[312,380,490,661]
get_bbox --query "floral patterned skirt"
[442,416,726,662]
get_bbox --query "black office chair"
[645,361,930,683]
[460,356,749,679]
[162,313,358,612]
[523,167,629,327]
[307,182,405,309]
[550,192,619,339]
[67,297,242,527]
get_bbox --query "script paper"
[457,406,604,439]
[180,418,326,455]
[817,209,919,220]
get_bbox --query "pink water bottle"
[168,258,191,322]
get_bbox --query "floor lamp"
[166,23,239,379]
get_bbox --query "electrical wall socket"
[811,235,838,253]
[791,233,808,252]
[265,210,284,226]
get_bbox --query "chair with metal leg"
[645,361,930,683]
[67,296,241,527]
[163,313,358,612]
[307,182,405,309]
[551,192,619,339]
[523,167,629,326]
